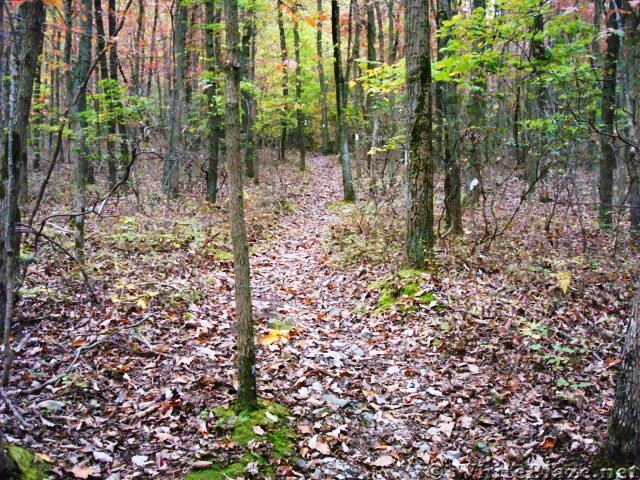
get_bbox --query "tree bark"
[606,277,640,463]
[241,0,257,179]
[164,3,188,197]
[436,0,462,234]
[205,1,222,203]
[404,0,434,268]
[2,0,46,383]
[599,0,621,226]
[277,0,290,163]
[332,0,356,201]
[293,6,306,171]
[73,0,93,263]
[225,0,258,412]
[316,0,330,154]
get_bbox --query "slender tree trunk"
[32,62,42,171]
[599,0,621,226]
[164,3,188,196]
[375,1,385,63]
[146,0,159,97]
[293,7,305,171]
[332,0,356,201]
[95,0,117,187]
[525,6,547,196]
[436,0,462,234]
[205,1,222,203]
[225,0,258,412]
[241,0,256,178]
[621,1,639,236]
[73,0,93,262]
[404,0,434,268]
[132,0,144,95]
[316,0,330,154]
[277,0,289,163]
[388,0,398,64]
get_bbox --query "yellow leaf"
[137,297,148,310]
[258,329,290,345]
[44,0,64,8]
[555,271,571,294]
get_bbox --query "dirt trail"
[251,156,436,479]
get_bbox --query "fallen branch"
[0,386,33,429]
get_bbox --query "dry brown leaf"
[69,465,100,479]
[372,455,395,467]
[308,435,331,455]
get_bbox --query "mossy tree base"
[3,445,47,480]
[184,400,296,480]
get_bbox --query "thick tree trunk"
[599,0,621,226]
[332,0,355,201]
[316,0,330,154]
[606,278,640,463]
[404,0,434,268]
[225,0,258,412]
[2,0,45,383]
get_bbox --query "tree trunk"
[164,3,187,197]
[94,0,117,187]
[436,0,462,234]
[205,1,222,203]
[277,0,289,163]
[2,0,46,383]
[293,7,305,171]
[621,0,639,236]
[332,0,356,201]
[404,0,434,268]
[225,0,258,412]
[73,0,93,263]
[606,277,640,463]
[241,0,256,179]
[599,0,621,226]
[316,0,330,154]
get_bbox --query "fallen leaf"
[131,455,149,467]
[259,329,290,345]
[540,436,557,450]
[555,271,571,294]
[34,452,53,463]
[93,451,113,463]
[70,465,100,479]
[253,425,265,435]
[372,455,395,467]
[308,434,331,455]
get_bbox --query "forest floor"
[3,155,639,479]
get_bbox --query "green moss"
[328,200,354,212]
[371,271,438,313]
[268,319,295,331]
[184,461,245,480]
[6,445,47,480]
[185,401,296,480]
[211,250,233,261]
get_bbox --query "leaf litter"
[2,156,637,479]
